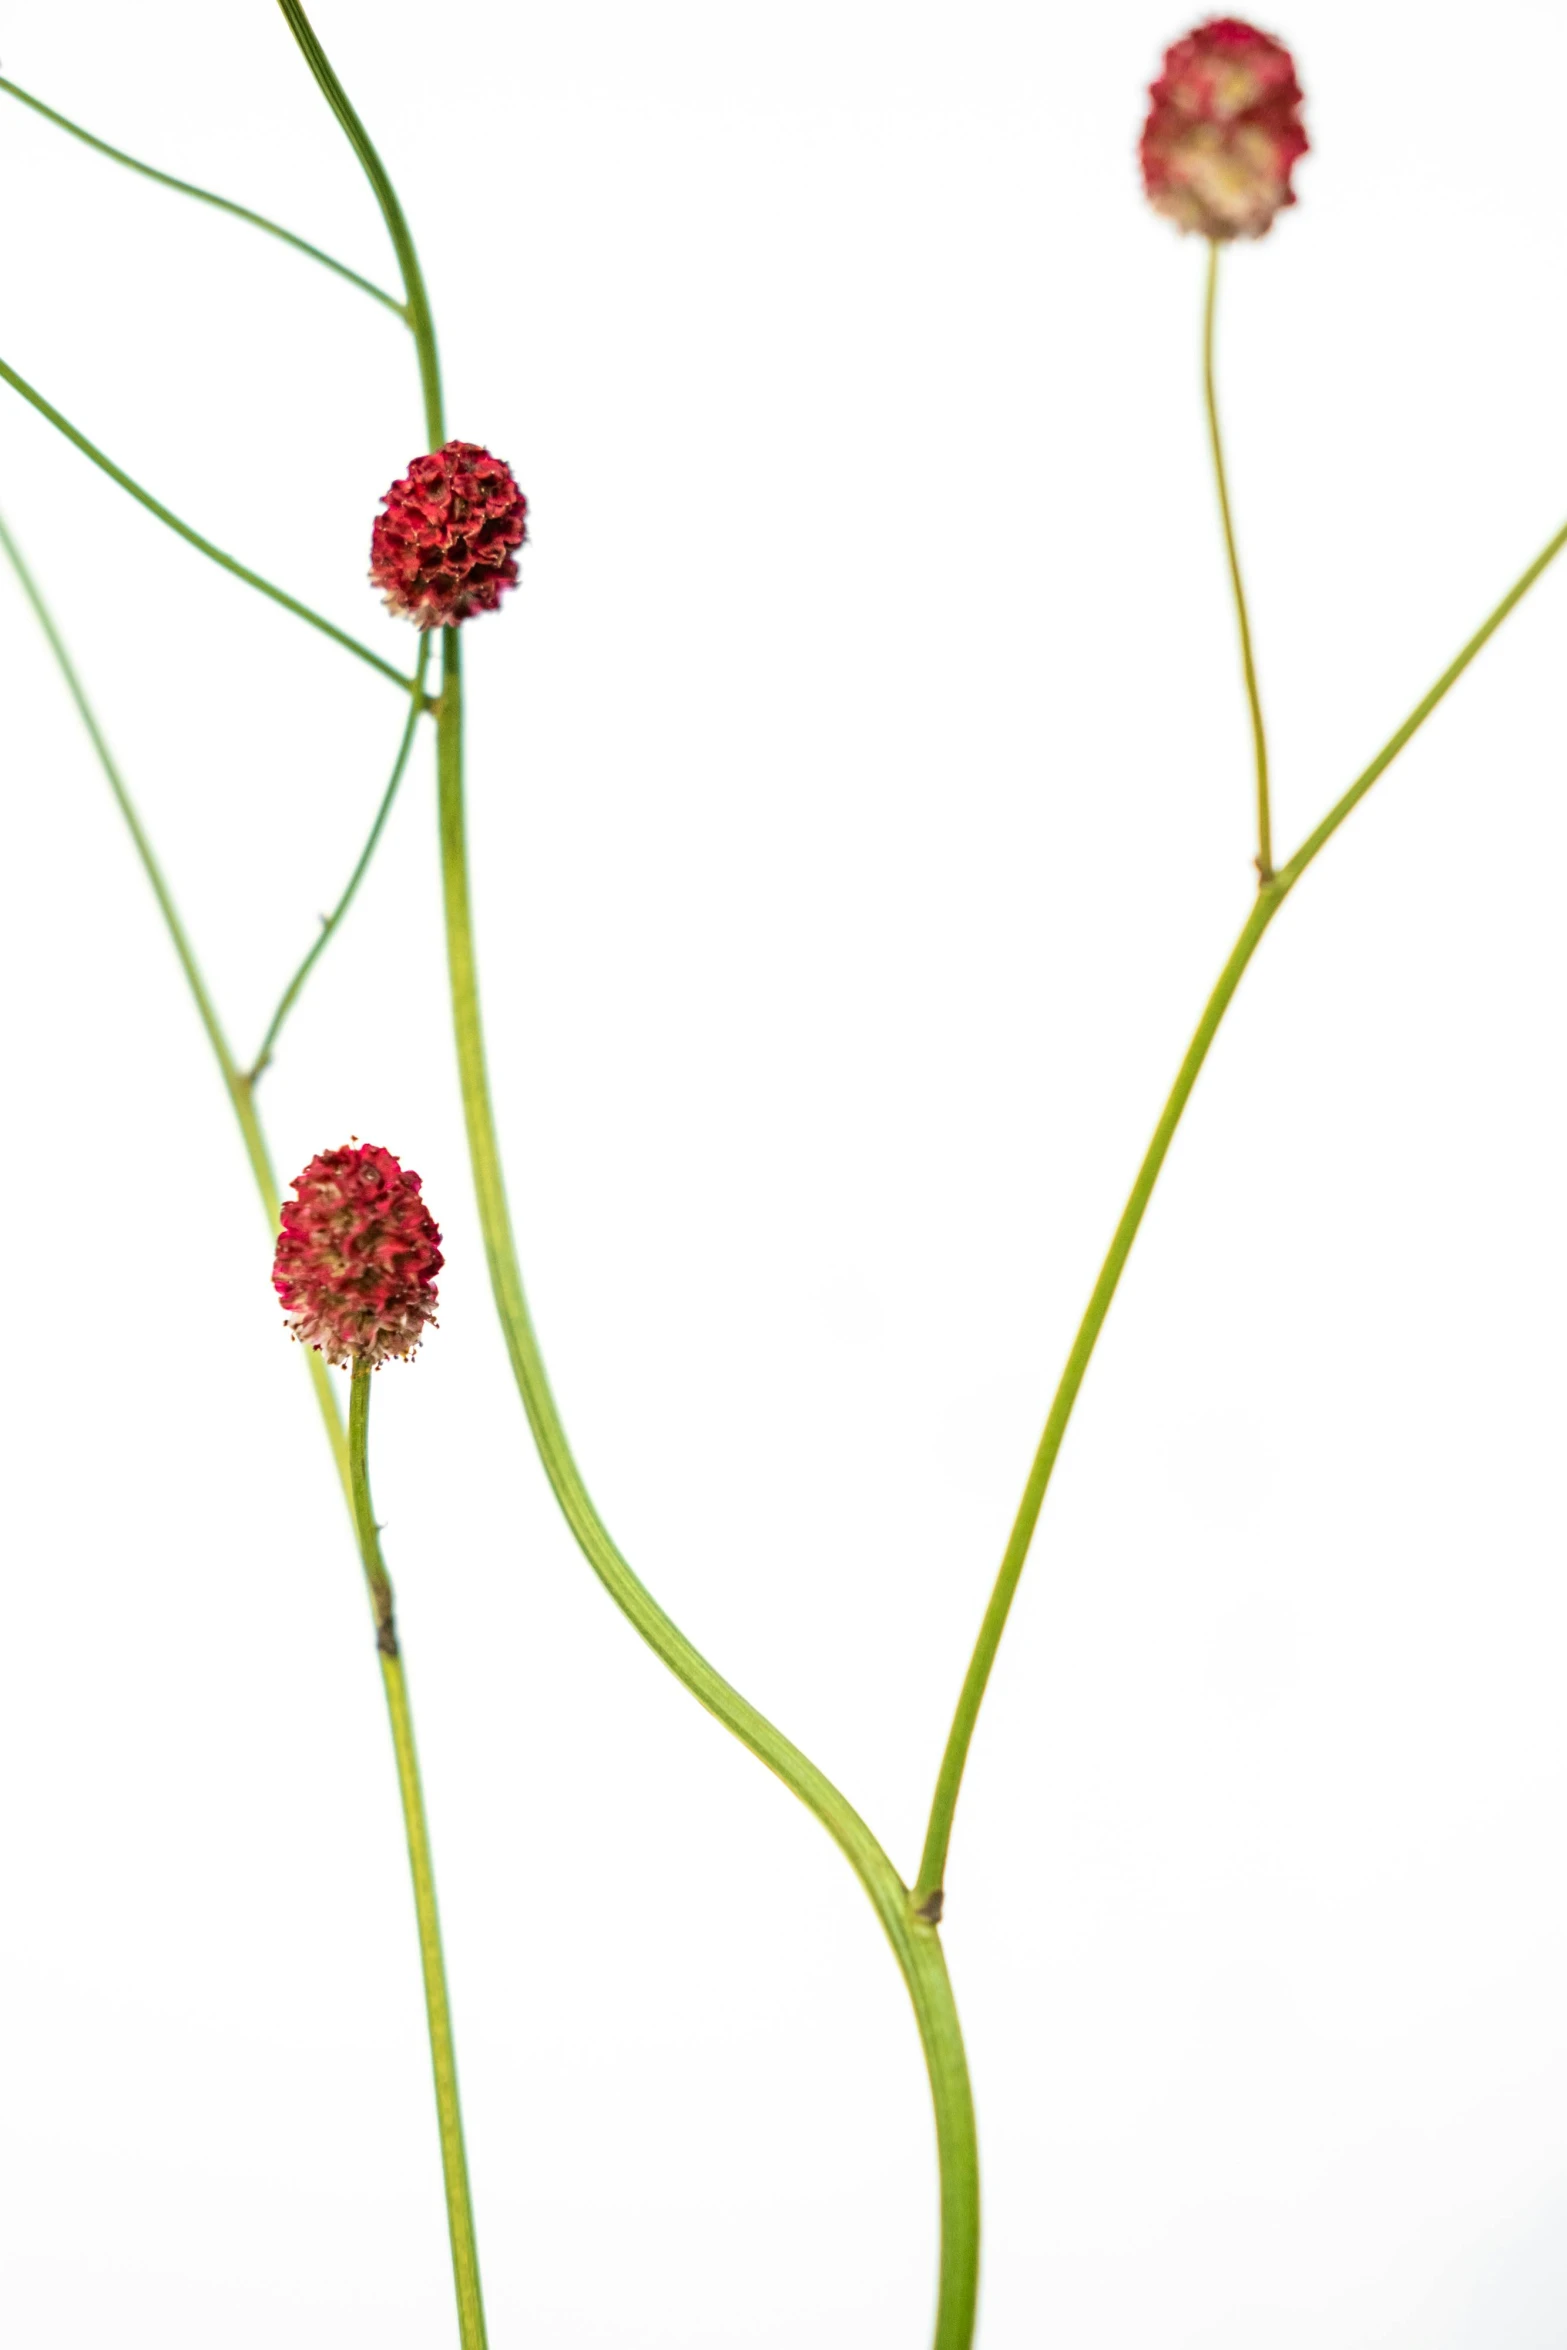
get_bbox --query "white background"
[2,2,1566,2342]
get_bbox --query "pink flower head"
[273,1143,443,1369]
[1140,18,1307,242]
[370,441,528,628]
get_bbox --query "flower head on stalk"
[274,1143,442,1369]
[1140,18,1307,242]
[370,441,528,628]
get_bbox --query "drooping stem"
[1203,240,1273,880]
[913,509,1567,1914]
[249,632,433,1081]
[0,75,406,313]
[0,354,414,692]
[348,1364,489,2350]
[0,501,352,1506]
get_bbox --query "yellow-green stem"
[349,1363,488,2350]
[913,509,1567,1914]
[1203,240,1273,881]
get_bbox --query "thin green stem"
[0,76,406,314]
[1203,240,1273,881]
[348,1364,489,2350]
[438,638,980,2345]
[0,354,414,693]
[913,510,1567,1913]
[1277,514,1567,889]
[273,2,444,447]
[275,8,981,2332]
[0,501,352,1507]
[249,633,432,1082]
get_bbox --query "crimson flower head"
[273,1143,443,1370]
[1140,18,1307,242]
[370,441,528,629]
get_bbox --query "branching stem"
[912,509,1567,1915]
[0,503,352,1503]
[0,74,406,313]
[249,632,432,1082]
[275,4,983,2337]
[0,353,414,692]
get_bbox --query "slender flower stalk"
[249,632,433,1082]
[0,74,406,313]
[346,1352,488,2350]
[0,353,414,692]
[912,510,1567,1915]
[1202,240,1273,878]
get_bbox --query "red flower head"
[1140,18,1307,242]
[273,1143,443,1369]
[370,441,528,629]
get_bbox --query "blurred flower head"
[370,441,528,628]
[273,1143,442,1369]
[1140,18,1307,242]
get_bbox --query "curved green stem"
[249,632,432,1081]
[1203,240,1272,880]
[273,1,444,447]
[0,76,405,314]
[437,645,980,2340]
[912,510,1567,1914]
[0,354,414,693]
[348,1364,489,2350]
[274,9,981,2334]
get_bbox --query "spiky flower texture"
[1140,18,1307,242]
[370,441,528,628]
[274,1144,443,1369]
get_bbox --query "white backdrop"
[3,3,1566,2343]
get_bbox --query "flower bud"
[273,1143,442,1369]
[370,441,528,629]
[1140,18,1307,242]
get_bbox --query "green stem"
[249,632,432,1081]
[1203,240,1272,881]
[0,75,405,314]
[0,501,352,1507]
[0,354,414,693]
[913,510,1567,1913]
[348,1364,488,2350]
[275,8,980,2333]
[437,631,981,2338]
[273,1,444,447]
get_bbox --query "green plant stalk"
[912,509,1567,1913]
[0,74,405,313]
[249,631,432,1080]
[436,644,980,2342]
[0,502,352,1507]
[273,5,982,2334]
[0,353,413,692]
[273,0,444,447]
[348,1364,489,2350]
[1203,240,1273,880]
